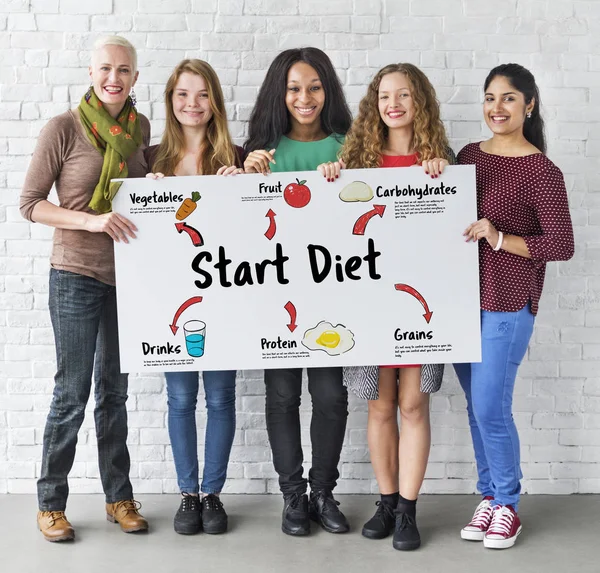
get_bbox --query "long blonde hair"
[153,59,237,176]
[341,63,450,168]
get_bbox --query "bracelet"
[493,231,504,251]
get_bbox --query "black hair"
[243,47,352,153]
[484,63,546,154]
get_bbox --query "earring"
[85,82,93,103]
[130,88,137,107]
[526,111,532,119]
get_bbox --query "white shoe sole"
[483,525,522,549]
[461,528,485,541]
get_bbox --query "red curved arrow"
[265,209,277,240]
[394,283,433,323]
[175,222,204,246]
[352,204,386,235]
[170,296,203,335]
[284,301,297,332]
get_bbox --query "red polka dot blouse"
[458,143,575,315]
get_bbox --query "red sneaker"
[461,496,494,541]
[484,505,522,549]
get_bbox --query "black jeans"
[265,367,348,496]
[38,269,133,511]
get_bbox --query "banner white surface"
[113,166,481,372]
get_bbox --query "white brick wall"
[0,0,598,495]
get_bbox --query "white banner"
[113,166,481,372]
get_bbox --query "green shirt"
[270,134,343,173]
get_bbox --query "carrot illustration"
[176,191,200,221]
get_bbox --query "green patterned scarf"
[79,88,142,214]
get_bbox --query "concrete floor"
[0,494,597,573]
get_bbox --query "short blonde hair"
[92,35,137,73]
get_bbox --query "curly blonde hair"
[341,63,450,168]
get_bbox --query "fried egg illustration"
[339,181,373,202]
[302,321,355,356]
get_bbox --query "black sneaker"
[173,494,201,535]
[309,490,349,534]
[201,494,228,534]
[392,506,421,551]
[362,501,395,539]
[282,493,310,536]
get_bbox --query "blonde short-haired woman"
[20,35,150,542]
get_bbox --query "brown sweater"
[20,109,151,286]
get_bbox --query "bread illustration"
[339,181,373,202]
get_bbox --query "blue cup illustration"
[183,320,206,357]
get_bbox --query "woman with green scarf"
[20,36,150,543]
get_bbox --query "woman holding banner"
[20,35,149,542]
[323,63,453,551]
[455,63,574,549]
[243,47,353,537]
[145,59,243,536]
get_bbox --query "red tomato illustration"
[284,179,311,208]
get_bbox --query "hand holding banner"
[113,166,481,372]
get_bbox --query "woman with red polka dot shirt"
[454,64,574,550]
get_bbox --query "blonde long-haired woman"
[341,63,451,169]
[325,63,453,551]
[145,59,242,536]
[147,58,241,176]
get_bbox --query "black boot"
[362,500,396,539]
[392,502,421,551]
[173,494,201,535]
[282,493,310,536]
[309,490,350,534]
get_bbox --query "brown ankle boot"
[106,500,148,533]
[37,511,75,542]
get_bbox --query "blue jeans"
[454,305,535,511]
[165,371,236,494]
[38,269,133,511]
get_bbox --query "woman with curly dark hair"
[328,63,453,552]
[243,47,353,538]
